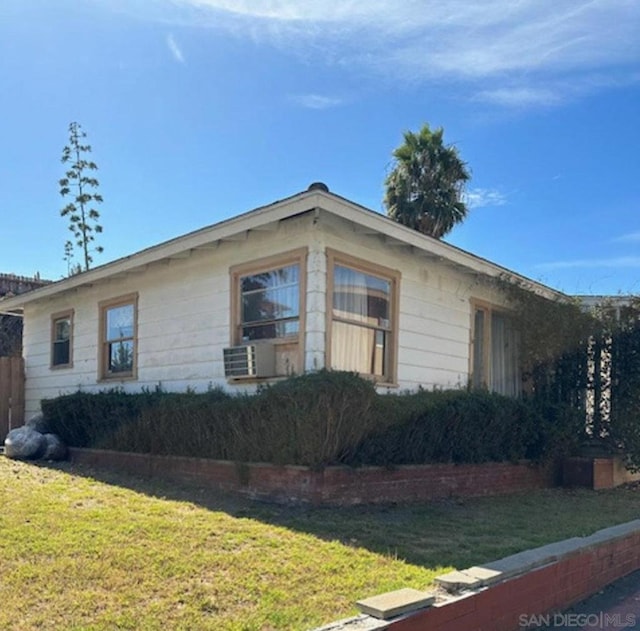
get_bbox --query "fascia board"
[0,190,324,310]
[316,194,567,302]
[0,187,566,309]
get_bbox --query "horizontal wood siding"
[21,215,317,417]
[319,213,510,390]
[20,211,518,416]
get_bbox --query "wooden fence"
[0,356,25,438]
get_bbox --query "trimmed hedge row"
[41,371,582,468]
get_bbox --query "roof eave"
[0,189,325,310]
[316,194,567,302]
[0,187,566,309]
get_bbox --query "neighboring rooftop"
[0,273,51,298]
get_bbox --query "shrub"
[238,370,380,466]
[349,389,580,467]
[41,373,579,468]
[41,387,230,450]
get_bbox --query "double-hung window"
[327,250,399,383]
[239,265,300,341]
[231,249,306,375]
[471,302,520,397]
[99,294,137,380]
[51,311,73,368]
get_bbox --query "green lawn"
[1,457,639,630]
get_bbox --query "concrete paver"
[356,588,435,620]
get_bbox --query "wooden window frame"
[229,248,307,375]
[50,310,74,370]
[326,248,400,385]
[98,293,138,381]
[469,298,520,394]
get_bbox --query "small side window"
[51,311,73,368]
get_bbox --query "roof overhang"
[0,187,567,311]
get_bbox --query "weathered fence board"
[0,357,25,438]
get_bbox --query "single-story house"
[0,183,564,420]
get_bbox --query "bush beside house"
[41,371,581,469]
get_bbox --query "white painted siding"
[305,243,327,372]
[21,210,515,418]
[22,214,318,417]
[317,213,510,391]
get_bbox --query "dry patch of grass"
[1,457,640,630]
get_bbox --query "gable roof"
[0,184,566,313]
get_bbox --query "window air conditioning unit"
[223,344,276,378]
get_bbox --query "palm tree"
[384,124,470,239]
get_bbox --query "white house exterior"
[0,185,564,420]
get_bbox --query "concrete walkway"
[535,569,640,630]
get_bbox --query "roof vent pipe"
[307,182,329,192]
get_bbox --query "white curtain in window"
[331,321,376,373]
[333,266,369,323]
[331,265,390,376]
[491,313,521,396]
[472,309,485,388]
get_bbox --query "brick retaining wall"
[69,448,556,505]
[384,520,640,631]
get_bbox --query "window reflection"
[240,264,300,340]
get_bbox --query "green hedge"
[349,389,582,466]
[41,371,581,468]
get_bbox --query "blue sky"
[2,0,639,295]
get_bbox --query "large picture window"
[51,310,73,368]
[471,302,520,397]
[327,250,399,383]
[99,294,137,380]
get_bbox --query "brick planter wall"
[69,448,556,505]
[384,520,640,631]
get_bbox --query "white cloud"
[464,188,507,209]
[613,231,640,243]
[536,256,640,271]
[474,87,563,108]
[289,94,344,109]
[114,1,640,106]
[167,33,185,63]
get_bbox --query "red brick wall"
[389,529,640,631]
[69,448,555,505]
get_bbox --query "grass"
[1,458,640,631]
